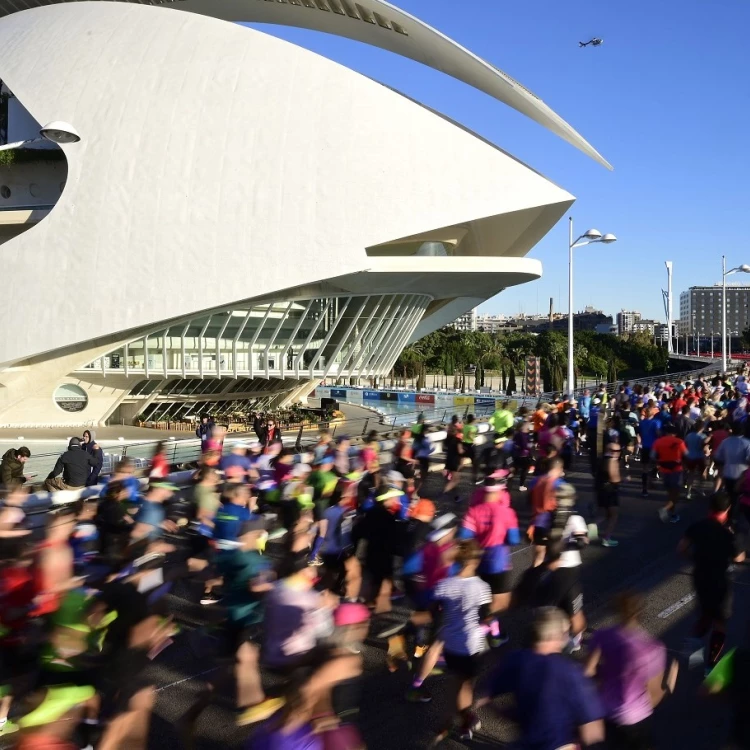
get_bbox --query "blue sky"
[247,0,750,322]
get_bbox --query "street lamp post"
[722,256,750,373]
[567,217,616,394]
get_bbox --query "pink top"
[422,539,454,591]
[463,493,518,549]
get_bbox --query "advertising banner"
[398,392,416,403]
[475,397,496,407]
[453,395,475,407]
[363,390,381,400]
[346,389,363,401]
[416,393,435,404]
[381,392,398,401]
[315,387,331,399]
[331,388,348,399]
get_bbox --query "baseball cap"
[291,463,312,478]
[409,498,436,520]
[334,602,371,628]
[593,398,601,405]
[428,512,457,542]
[149,481,178,492]
[314,454,334,466]
[386,470,405,485]
[490,468,510,482]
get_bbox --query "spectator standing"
[81,429,104,486]
[261,418,282,449]
[196,414,215,453]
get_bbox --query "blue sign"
[476,397,496,406]
[331,388,348,399]
[363,390,380,400]
[398,392,416,402]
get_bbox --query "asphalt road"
[11,454,749,749]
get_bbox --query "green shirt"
[217,548,269,626]
[463,423,479,445]
[490,409,513,435]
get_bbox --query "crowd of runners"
[2,368,750,748]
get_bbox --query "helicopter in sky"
[579,38,603,47]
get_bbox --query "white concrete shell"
[0,1,599,426]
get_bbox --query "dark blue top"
[486,649,603,750]
[219,454,253,474]
[135,500,165,539]
[639,418,661,449]
[214,503,255,543]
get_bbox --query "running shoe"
[309,556,325,567]
[488,632,510,648]
[0,720,19,736]
[200,592,222,606]
[601,537,619,548]
[641,490,650,497]
[658,507,670,523]
[670,514,681,523]
[405,686,432,703]
[518,485,528,492]
[236,697,286,726]
[458,713,481,740]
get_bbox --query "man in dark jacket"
[0,446,30,488]
[45,437,98,491]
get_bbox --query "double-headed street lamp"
[0,121,80,152]
[568,217,616,394]
[722,256,750,373]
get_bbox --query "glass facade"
[77,293,430,382]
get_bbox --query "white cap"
[428,512,457,542]
[386,470,405,485]
[291,463,312,478]
[593,398,601,405]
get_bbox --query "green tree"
[534,331,567,393]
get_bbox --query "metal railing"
[11,362,739,484]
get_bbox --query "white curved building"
[0,0,608,427]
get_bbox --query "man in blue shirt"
[478,607,604,750]
[639,413,661,497]
[219,442,253,480]
[132,482,178,540]
[214,484,258,550]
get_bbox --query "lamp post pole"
[723,255,728,373]
[568,218,574,395]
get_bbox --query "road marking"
[657,593,695,620]
[156,666,220,692]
